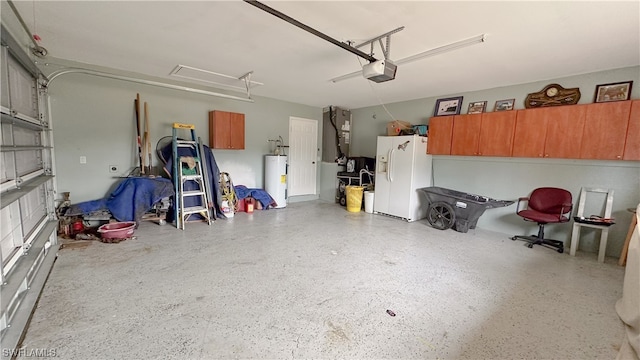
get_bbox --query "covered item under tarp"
[161,140,224,219]
[65,177,174,222]
[233,185,277,209]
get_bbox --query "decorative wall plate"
[524,84,581,108]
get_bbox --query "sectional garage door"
[0,26,58,353]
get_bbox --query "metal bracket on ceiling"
[239,71,254,98]
[169,64,262,98]
[354,26,405,61]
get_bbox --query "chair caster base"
[512,234,565,254]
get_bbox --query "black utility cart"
[418,187,514,233]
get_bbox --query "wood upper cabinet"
[450,114,482,155]
[545,105,586,158]
[580,101,631,160]
[623,100,640,160]
[512,108,548,157]
[209,110,245,149]
[448,112,515,156]
[478,111,516,156]
[512,105,586,158]
[427,116,453,154]
[429,100,636,161]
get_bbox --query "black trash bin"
[418,187,514,233]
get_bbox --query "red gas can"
[72,220,84,233]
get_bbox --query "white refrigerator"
[374,135,433,222]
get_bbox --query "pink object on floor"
[97,221,136,239]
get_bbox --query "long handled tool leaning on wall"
[134,93,144,175]
[144,101,152,175]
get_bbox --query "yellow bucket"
[345,185,365,212]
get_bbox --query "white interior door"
[288,117,318,196]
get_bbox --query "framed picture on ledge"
[434,96,463,116]
[467,101,487,114]
[494,98,515,112]
[594,81,633,103]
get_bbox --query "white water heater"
[265,155,287,208]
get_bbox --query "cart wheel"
[527,243,534,248]
[339,196,346,206]
[427,202,455,230]
[557,247,564,254]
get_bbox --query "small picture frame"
[434,96,463,116]
[494,99,515,112]
[467,101,487,114]
[594,81,633,103]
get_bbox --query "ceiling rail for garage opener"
[244,0,377,63]
[45,68,255,103]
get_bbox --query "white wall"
[49,73,321,203]
[349,66,640,257]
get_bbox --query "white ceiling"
[6,1,640,109]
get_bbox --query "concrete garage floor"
[19,200,625,359]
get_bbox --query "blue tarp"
[233,185,277,209]
[65,177,174,222]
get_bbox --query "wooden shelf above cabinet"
[209,110,245,150]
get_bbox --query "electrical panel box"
[322,106,350,163]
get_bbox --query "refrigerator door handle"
[386,149,391,182]
[388,148,395,182]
